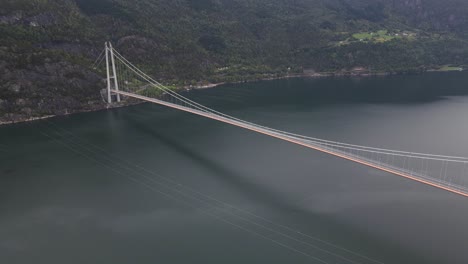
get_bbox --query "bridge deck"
[113,90,468,197]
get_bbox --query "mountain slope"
[1,0,468,122]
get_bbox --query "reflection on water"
[1,72,468,264]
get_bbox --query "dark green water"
[2,72,468,264]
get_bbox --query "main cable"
[110,48,468,162]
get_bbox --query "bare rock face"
[2,0,468,124]
[9,84,21,93]
[0,12,59,27]
[0,58,106,123]
[0,13,22,24]
[24,12,59,27]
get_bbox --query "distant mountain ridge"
[1,0,468,122]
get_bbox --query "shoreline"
[1,68,465,126]
[0,115,56,126]
[0,101,141,126]
[187,71,387,90]
[187,68,460,90]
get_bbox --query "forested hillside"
[2,0,468,122]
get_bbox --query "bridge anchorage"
[94,42,468,197]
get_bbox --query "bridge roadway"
[113,89,468,197]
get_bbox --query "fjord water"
[2,72,468,264]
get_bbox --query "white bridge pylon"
[97,42,468,198]
[105,41,120,103]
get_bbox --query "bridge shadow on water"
[123,111,419,260]
[127,115,302,212]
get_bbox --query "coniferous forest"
[2,0,468,121]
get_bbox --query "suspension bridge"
[94,42,468,198]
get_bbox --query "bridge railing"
[101,45,468,197]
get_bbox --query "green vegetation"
[352,32,374,41]
[3,0,468,80]
[437,65,463,71]
[352,30,405,43]
[2,0,468,121]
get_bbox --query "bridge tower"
[105,42,121,103]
